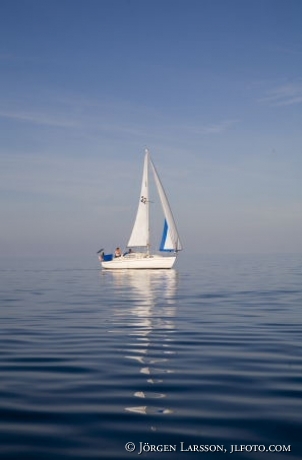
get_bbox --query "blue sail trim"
[159,219,173,252]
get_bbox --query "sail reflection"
[107,269,177,416]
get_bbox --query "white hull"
[101,253,176,269]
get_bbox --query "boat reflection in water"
[107,269,177,416]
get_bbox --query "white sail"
[150,158,182,252]
[127,150,150,248]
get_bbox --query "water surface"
[0,254,301,458]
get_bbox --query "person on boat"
[114,247,122,258]
[123,248,134,256]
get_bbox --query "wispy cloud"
[261,80,302,106]
[272,45,302,57]
[0,109,77,128]
[188,119,240,135]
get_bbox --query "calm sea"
[0,253,301,459]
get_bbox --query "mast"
[145,149,150,256]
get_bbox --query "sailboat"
[98,149,182,269]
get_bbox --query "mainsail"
[127,151,150,248]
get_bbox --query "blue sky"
[1,0,302,258]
